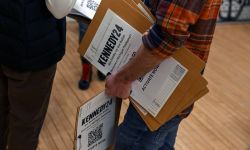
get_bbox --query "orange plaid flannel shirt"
[143,0,222,62]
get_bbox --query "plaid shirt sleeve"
[142,0,221,59]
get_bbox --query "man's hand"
[105,72,132,99]
[105,44,167,99]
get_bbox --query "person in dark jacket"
[0,0,66,149]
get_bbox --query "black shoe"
[97,70,106,81]
[79,63,92,90]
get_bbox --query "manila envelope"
[170,86,209,119]
[131,73,208,131]
[78,0,152,55]
[131,86,208,131]
[154,72,207,124]
[130,47,206,126]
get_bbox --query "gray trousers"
[0,64,56,150]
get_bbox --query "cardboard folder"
[132,86,209,131]
[130,47,208,131]
[78,0,152,55]
[131,73,208,131]
[171,86,209,118]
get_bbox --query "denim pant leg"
[115,104,148,150]
[115,104,182,150]
[158,120,180,150]
[133,115,182,150]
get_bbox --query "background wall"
[218,0,250,22]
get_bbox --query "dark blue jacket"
[0,0,66,71]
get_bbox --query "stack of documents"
[74,92,118,150]
[70,0,101,20]
[78,0,209,132]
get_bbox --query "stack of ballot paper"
[78,0,209,132]
[74,92,122,150]
[70,0,101,20]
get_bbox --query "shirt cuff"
[142,23,184,57]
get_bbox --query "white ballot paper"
[71,0,101,20]
[84,9,188,117]
[84,9,142,75]
[76,92,116,150]
[131,58,188,117]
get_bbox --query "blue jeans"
[115,104,182,150]
[79,22,88,42]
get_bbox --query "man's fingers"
[105,88,128,99]
[105,88,112,97]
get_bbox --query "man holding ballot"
[105,0,222,149]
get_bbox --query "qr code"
[86,0,99,11]
[170,64,185,82]
[88,123,103,147]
